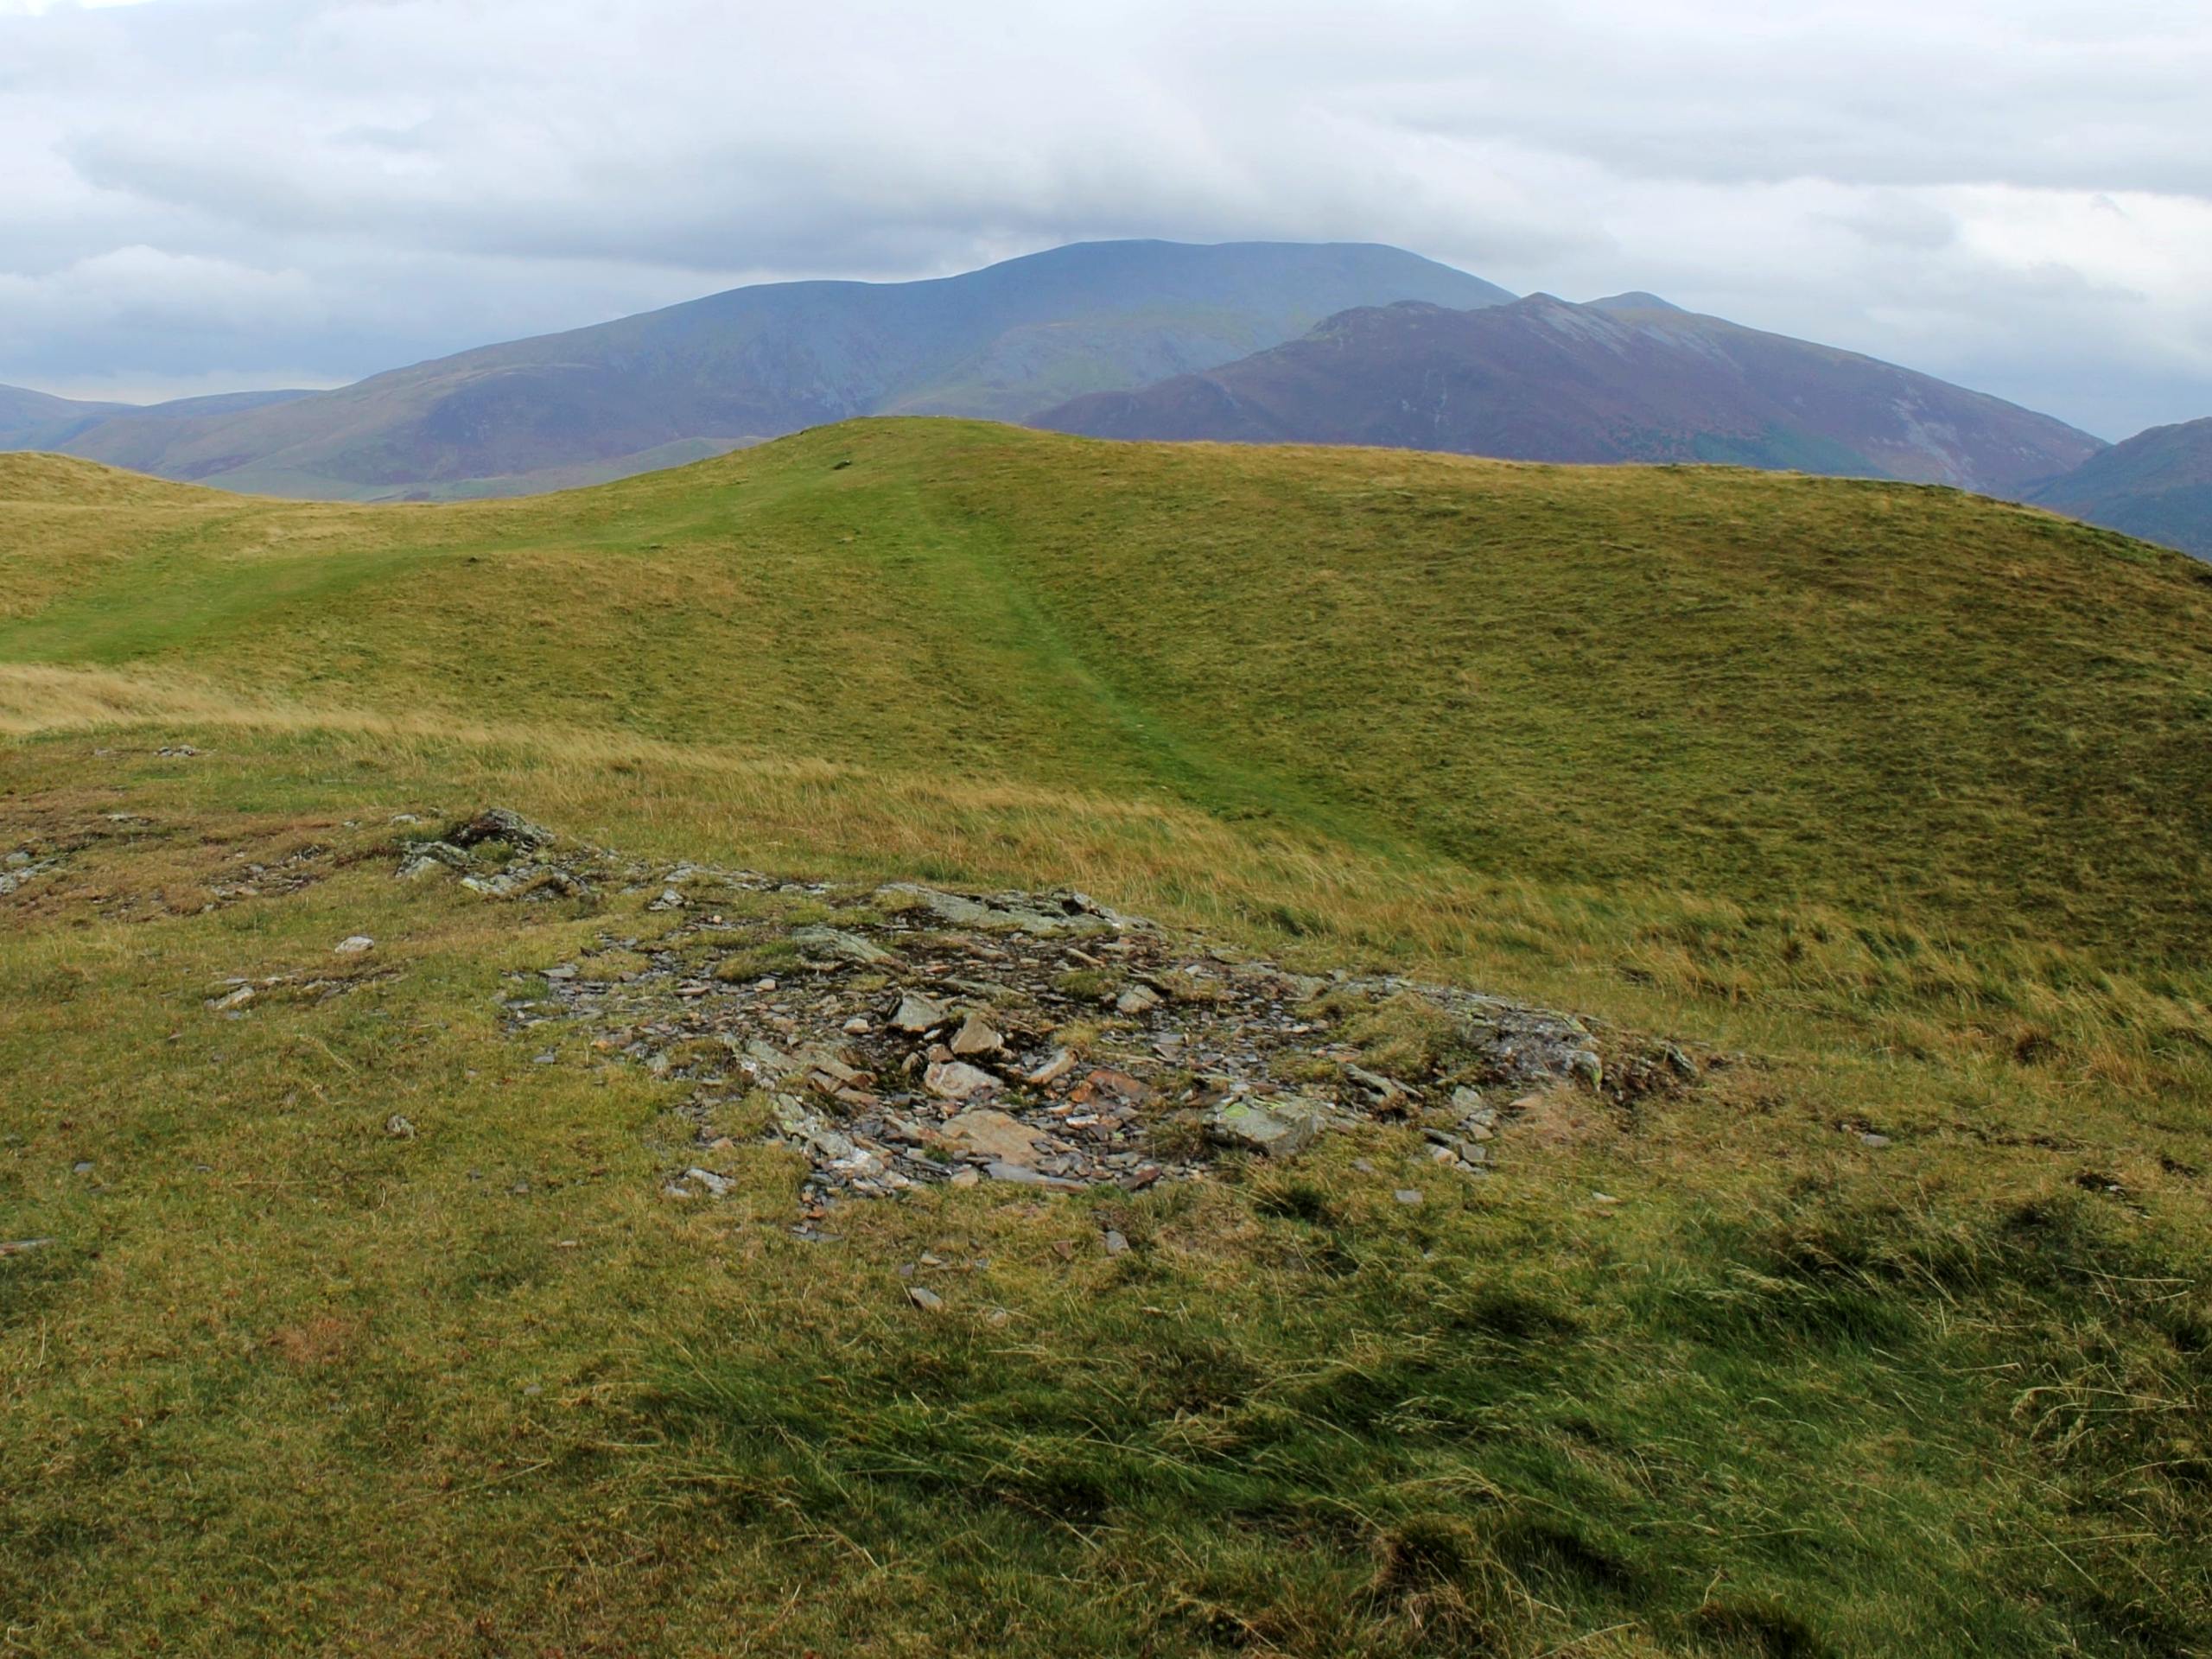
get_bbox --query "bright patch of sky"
[3,0,2207,435]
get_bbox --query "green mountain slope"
[3,423,2209,1655]
[35,241,1511,501]
[2032,414,2212,557]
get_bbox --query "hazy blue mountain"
[0,384,126,450]
[1034,294,2104,497]
[2028,416,2212,559]
[35,241,1513,500]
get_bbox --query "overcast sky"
[3,0,2208,439]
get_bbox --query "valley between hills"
[4,420,2210,1654]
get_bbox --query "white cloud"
[0,0,157,13]
[1,0,2207,436]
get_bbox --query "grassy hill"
[3,422,2210,1655]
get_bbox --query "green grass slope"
[3,422,2211,1656]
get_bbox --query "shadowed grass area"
[2,422,2209,1654]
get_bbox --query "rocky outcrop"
[429,813,1703,1236]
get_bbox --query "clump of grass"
[1052,967,1120,1004]
[1314,988,1465,1079]
[704,1090,777,1141]
[710,938,801,981]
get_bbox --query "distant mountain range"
[2,241,1508,500]
[1033,293,2102,498]
[1,238,2204,556]
[0,383,127,449]
[3,385,326,467]
[2026,417,2212,559]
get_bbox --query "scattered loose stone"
[892,992,951,1034]
[685,1167,734,1197]
[1027,1049,1076,1086]
[1102,1229,1130,1256]
[1116,984,1162,1017]
[793,925,898,966]
[464,825,1701,1226]
[1345,1065,1411,1106]
[397,842,469,880]
[985,1163,1086,1191]
[334,936,374,956]
[925,1060,1000,1101]
[0,1238,55,1257]
[906,1285,944,1311]
[1394,1188,1423,1205]
[1205,1098,1323,1159]
[385,1114,416,1139]
[950,1014,1003,1057]
[448,808,553,851]
[0,847,60,897]
[940,1108,1044,1165]
[207,986,255,1013]
[1859,1131,1894,1148]
[880,883,1123,938]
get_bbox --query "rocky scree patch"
[401,811,1704,1235]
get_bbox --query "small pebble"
[906,1286,944,1312]
[1394,1188,1422,1205]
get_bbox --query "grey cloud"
[2,0,2209,436]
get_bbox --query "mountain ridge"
[1033,293,2106,498]
[2028,415,2212,557]
[21,239,1512,500]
